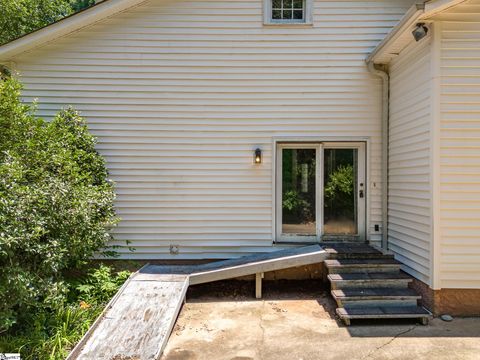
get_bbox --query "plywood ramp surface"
[68,245,327,359]
[139,245,327,284]
[68,273,188,360]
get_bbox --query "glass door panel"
[281,148,317,237]
[276,142,365,243]
[323,148,358,235]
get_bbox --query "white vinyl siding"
[437,0,480,288]
[12,0,414,259]
[388,37,433,284]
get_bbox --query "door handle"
[359,189,364,198]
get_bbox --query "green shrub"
[324,164,355,217]
[0,265,131,360]
[0,77,119,333]
[75,265,130,304]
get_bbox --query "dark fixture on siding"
[254,148,262,164]
[412,23,428,42]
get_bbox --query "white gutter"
[423,0,470,17]
[366,3,425,64]
[368,0,469,64]
[366,62,389,250]
[366,2,427,250]
[365,0,468,250]
[366,1,425,250]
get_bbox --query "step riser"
[325,246,428,325]
[329,254,395,260]
[327,267,401,274]
[330,279,411,290]
[336,299,419,308]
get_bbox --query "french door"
[276,142,366,243]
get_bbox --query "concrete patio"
[163,280,480,360]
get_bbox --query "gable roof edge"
[0,0,146,62]
[367,0,469,65]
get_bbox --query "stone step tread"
[322,243,392,253]
[327,252,395,260]
[323,244,384,255]
[328,272,411,282]
[337,306,432,319]
[332,288,421,300]
[325,259,401,268]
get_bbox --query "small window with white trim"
[273,0,304,21]
[264,0,312,25]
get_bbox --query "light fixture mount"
[254,148,262,164]
[412,23,428,42]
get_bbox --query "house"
[0,0,479,317]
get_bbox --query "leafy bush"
[282,189,314,223]
[0,265,132,360]
[324,164,354,216]
[324,164,354,199]
[75,265,130,304]
[0,77,119,333]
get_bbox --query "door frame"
[274,140,367,243]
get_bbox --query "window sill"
[263,21,313,27]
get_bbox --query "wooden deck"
[68,245,327,360]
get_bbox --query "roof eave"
[0,0,145,62]
[366,3,425,65]
[367,0,469,65]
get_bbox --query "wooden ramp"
[68,245,327,360]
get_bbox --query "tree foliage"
[324,164,355,217]
[0,77,118,333]
[0,0,95,45]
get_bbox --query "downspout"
[367,61,389,250]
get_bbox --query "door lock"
[359,189,364,198]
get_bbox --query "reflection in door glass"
[282,148,316,235]
[324,149,357,235]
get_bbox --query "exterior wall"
[437,0,480,289]
[388,37,433,285]
[410,278,480,316]
[12,0,415,259]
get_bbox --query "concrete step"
[331,288,420,308]
[325,259,402,274]
[323,244,394,260]
[328,272,412,290]
[336,306,432,326]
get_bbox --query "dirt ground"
[163,280,480,360]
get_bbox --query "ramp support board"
[256,272,264,299]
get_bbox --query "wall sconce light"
[412,23,428,42]
[254,148,262,164]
